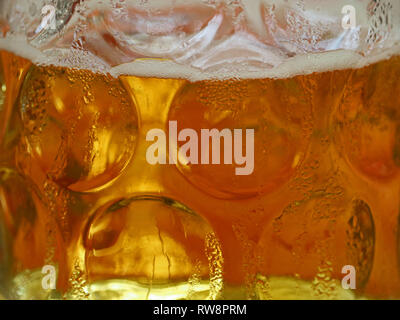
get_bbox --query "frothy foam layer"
[109,46,400,80]
[0,0,399,80]
[1,37,399,81]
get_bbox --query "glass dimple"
[18,65,139,192]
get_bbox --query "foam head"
[0,0,399,79]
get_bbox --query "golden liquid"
[0,49,400,299]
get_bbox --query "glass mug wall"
[0,0,399,299]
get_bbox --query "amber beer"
[0,47,400,299]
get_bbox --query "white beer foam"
[1,36,399,81]
[0,37,110,75]
[109,46,400,80]
[0,0,399,80]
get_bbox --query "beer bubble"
[65,263,90,300]
[83,196,224,300]
[19,65,139,192]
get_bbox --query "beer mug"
[0,0,399,300]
